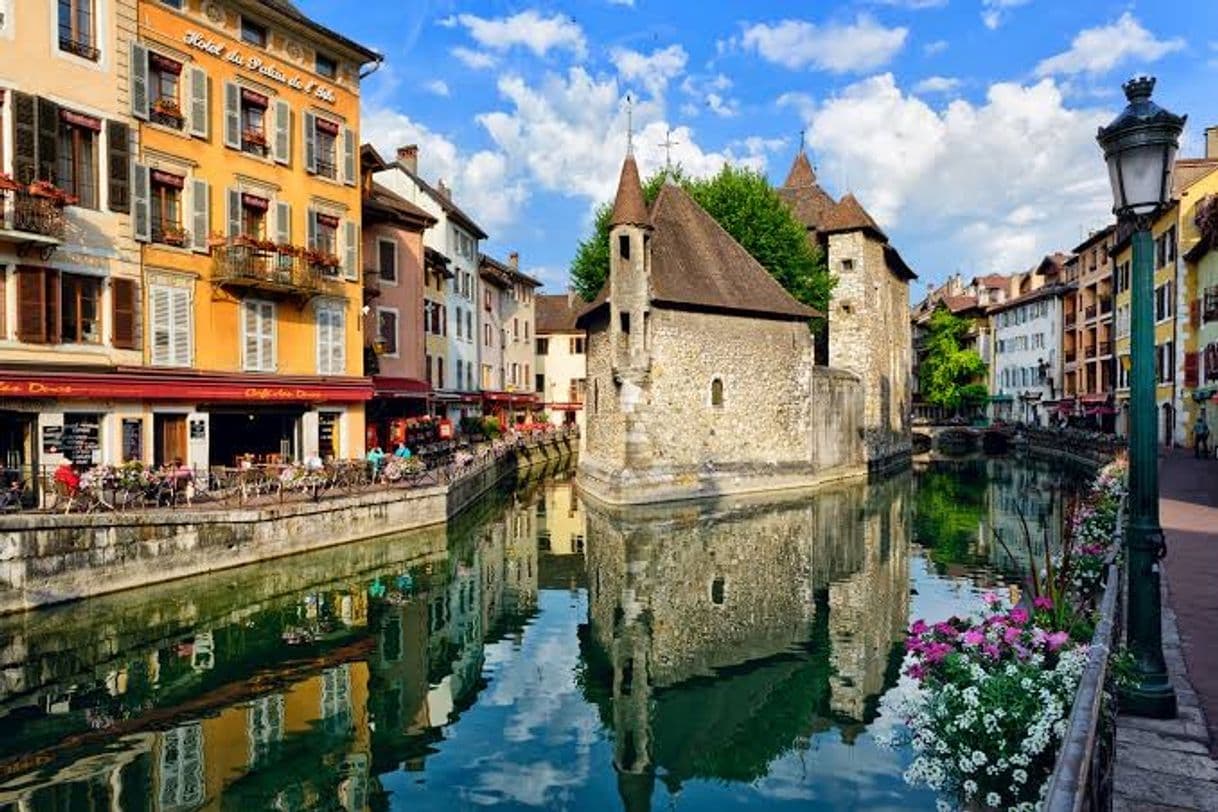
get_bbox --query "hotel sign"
[0,377,371,402]
[183,30,338,105]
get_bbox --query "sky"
[295,0,1218,295]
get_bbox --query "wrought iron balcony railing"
[0,190,67,241]
[211,240,346,301]
[1084,305,1098,321]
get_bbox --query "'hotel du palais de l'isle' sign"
[183,30,337,105]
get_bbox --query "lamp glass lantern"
[372,334,389,356]
[1096,76,1185,217]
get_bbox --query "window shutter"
[131,163,151,242]
[273,100,290,164]
[316,308,327,374]
[275,201,291,244]
[112,277,137,349]
[12,92,37,184]
[106,120,130,213]
[36,97,59,182]
[190,179,209,252]
[226,187,241,238]
[1190,299,1201,329]
[343,221,358,281]
[341,126,355,185]
[306,208,317,249]
[223,82,240,149]
[332,309,345,374]
[151,286,170,365]
[16,267,47,344]
[187,66,208,138]
[243,301,259,369]
[130,41,149,120]
[260,302,275,370]
[171,287,191,367]
[303,111,316,173]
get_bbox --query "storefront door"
[155,415,188,467]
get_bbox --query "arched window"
[710,377,724,407]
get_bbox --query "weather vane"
[799,128,805,153]
[625,94,634,155]
[659,127,679,170]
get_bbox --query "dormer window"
[241,17,267,47]
[316,53,337,79]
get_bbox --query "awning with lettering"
[241,88,269,108]
[151,169,185,189]
[315,212,340,228]
[150,52,183,74]
[0,371,373,403]
[315,117,341,136]
[372,376,430,398]
[60,109,102,132]
[241,192,269,211]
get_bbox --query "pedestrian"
[366,445,386,478]
[1194,413,1211,459]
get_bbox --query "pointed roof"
[776,151,837,233]
[610,154,651,229]
[820,193,887,240]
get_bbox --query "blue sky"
[296,0,1217,294]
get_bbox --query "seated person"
[393,443,412,459]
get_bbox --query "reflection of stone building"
[582,480,911,807]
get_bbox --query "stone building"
[577,154,863,505]
[778,151,916,469]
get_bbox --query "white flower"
[987,792,1002,807]
[963,779,978,796]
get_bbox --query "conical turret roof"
[776,150,836,233]
[610,154,651,228]
[820,193,887,240]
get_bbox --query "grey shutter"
[187,66,208,138]
[223,82,240,149]
[12,92,37,184]
[306,208,317,249]
[331,308,346,374]
[226,187,240,238]
[343,221,358,281]
[190,178,209,252]
[106,120,131,213]
[275,201,291,244]
[130,41,149,120]
[303,111,316,173]
[131,163,150,242]
[273,100,290,164]
[35,97,59,183]
[150,286,170,365]
[171,287,191,367]
[341,126,355,186]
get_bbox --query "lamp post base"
[1119,679,1177,719]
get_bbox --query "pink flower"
[1033,596,1053,611]
[982,643,1002,660]
[924,642,953,664]
[1047,631,1070,651]
[905,663,927,681]
[1003,626,1023,645]
[933,622,959,639]
[910,619,928,636]
[1008,607,1030,626]
[981,592,1001,607]
[962,629,985,647]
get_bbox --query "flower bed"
[892,455,1127,811]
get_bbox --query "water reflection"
[0,457,1082,811]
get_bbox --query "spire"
[610,154,651,228]
[783,150,817,189]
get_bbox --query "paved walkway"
[1113,450,1218,811]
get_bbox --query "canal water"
[0,457,1085,811]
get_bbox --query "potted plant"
[152,97,183,121]
[242,129,267,146]
[160,224,189,247]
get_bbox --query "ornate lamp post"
[1096,76,1184,718]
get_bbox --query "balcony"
[150,99,185,131]
[151,221,190,249]
[1064,311,1077,328]
[315,158,338,181]
[1097,340,1112,357]
[0,187,68,247]
[1099,296,1113,316]
[241,130,269,158]
[211,239,346,303]
[1084,305,1097,321]
[59,36,100,62]
[1065,350,1078,364]
[1085,344,1097,359]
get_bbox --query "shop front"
[481,392,539,429]
[366,376,431,450]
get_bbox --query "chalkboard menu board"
[319,412,338,458]
[42,425,63,454]
[61,418,100,466]
[189,419,207,440]
[122,418,143,462]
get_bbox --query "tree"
[568,166,833,324]
[918,304,989,410]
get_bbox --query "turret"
[608,154,652,378]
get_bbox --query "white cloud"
[451,46,496,70]
[776,91,817,122]
[981,0,1031,30]
[705,93,738,118]
[679,72,739,118]
[807,73,1112,274]
[424,79,450,97]
[913,75,961,94]
[607,0,635,5]
[444,10,587,59]
[923,39,949,56]
[874,0,947,7]
[739,15,908,73]
[609,44,688,98]
[1035,13,1186,77]
[361,107,526,232]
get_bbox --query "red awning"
[1079,394,1109,404]
[372,376,430,398]
[482,392,537,405]
[0,370,373,403]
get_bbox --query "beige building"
[479,251,540,425]
[0,0,143,477]
[535,293,586,438]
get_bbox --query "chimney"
[396,144,418,173]
[1207,126,1218,160]
[436,179,451,200]
[508,251,519,270]
[568,288,578,308]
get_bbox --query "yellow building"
[1113,151,1218,444]
[124,0,379,469]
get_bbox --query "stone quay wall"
[0,438,575,615]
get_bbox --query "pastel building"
[478,252,540,425]
[535,293,587,437]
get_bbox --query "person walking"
[1194,413,1211,459]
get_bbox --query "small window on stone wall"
[841,259,854,272]
[711,577,726,605]
[619,234,630,259]
[710,377,724,407]
[620,312,631,333]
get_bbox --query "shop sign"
[0,377,370,403]
[183,30,338,104]
[244,387,327,401]
[190,419,208,440]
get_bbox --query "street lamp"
[1096,75,1184,719]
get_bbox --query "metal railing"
[1065,312,1078,328]
[1098,341,1113,357]
[211,241,346,298]
[1085,345,1098,359]
[1099,297,1113,316]
[1085,305,1098,321]
[0,190,67,239]
[1066,350,1078,364]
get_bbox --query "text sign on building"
[183,31,337,104]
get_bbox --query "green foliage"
[568,165,833,325]
[913,464,988,572]
[919,304,989,409]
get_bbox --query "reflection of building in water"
[539,477,587,555]
[581,480,911,808]
[983,458,1071,572]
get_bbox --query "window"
[456,360,464,390]
[149,53,184,129]
[58,274,101,344]
[467,363,473,391]
[240,89,269,156]
[315,52,337,79]
[466,310,472,341]
[58,0,98,60]
[378,239,397,283]
[1156,341,1175,384]
[159,0,183,8]
[536,337,549,355]
[150,170,185,246]
[240,17,267,47]
[150,284,191,367]
[711,577,726,605]
[535,373,545,393]
[620,312,630,333]
[437,357,445,389]
[513,318,519,341]
[1118,356,1130,389]
[710,377,724,407]
[310,211,339,269]
[57,111,99,209]
[524,321,530,341]
[313,118,339,179]
[377,308,398,356]
[242,194,269,240]
[619,234,630,259]
[316,303,345,375]
[841,259,854,272]
[242,300,275,372]
[570,336,585,354]
[1154,282,1174,322]
[425,355,432,385]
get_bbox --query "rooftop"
[776,151,837,234]
[253,0,380,62]
[536,294,584,333]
